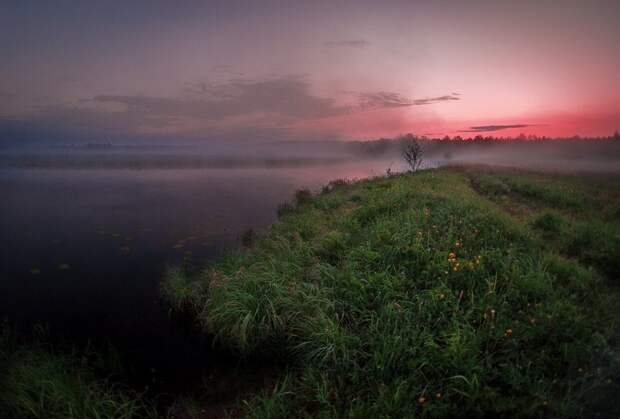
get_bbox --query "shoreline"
[2,165,619,418]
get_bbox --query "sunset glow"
[1,0,619,143]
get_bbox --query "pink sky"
[1,1,618,142]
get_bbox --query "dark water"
[0,161,396,391]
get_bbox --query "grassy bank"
[0,323,157,419]
[164,166,619,418]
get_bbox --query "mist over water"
[2,138,618,173]
[0,155,400,390]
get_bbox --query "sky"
[1,0,619,144]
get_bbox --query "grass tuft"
[531,210,568,235]
[0,322,156,419]
[161,266,206,314]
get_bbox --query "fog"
[0,138,619,173]
[421,139,620,173]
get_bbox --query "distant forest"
[348,132,620,159]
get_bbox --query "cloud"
[413,95,461,105]
[358,92,460,110]
[1,74,462,143]
[324,39,370,49]
[93,76,350,122]
[460,124,540,133]
[358,92,412,108]
[1,76,355,142]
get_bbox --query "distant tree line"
[347,131,620,158]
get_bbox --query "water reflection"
[0,160,401,388]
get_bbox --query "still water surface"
[0,160,398,389]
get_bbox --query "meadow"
[2,165,619,418]
[163,166,620,418]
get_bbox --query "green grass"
[164,166,620,418]
[161,266,207,314]
[0,323,157,419]
[531,211,568,236]
[464,167,620,281]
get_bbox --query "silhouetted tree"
[400,133,424,172]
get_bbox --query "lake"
[0,159,400,392]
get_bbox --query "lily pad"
[58,264,70,270]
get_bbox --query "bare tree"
[400,133,424,172]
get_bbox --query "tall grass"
[163,167,620,417]
[0,323,157,419]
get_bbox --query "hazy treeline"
[348,132,620,158]
[0,133,619,171]
[345,133,620,172]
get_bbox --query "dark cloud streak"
[358,92,460,110]
[460,124,542,133]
